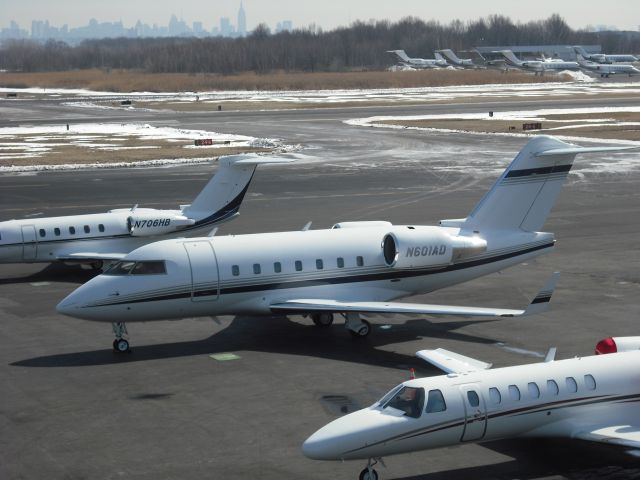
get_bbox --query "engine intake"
[127,214,195,237]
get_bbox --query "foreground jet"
[0,155,290,267]
[57,136,638,351]
[304,336,640,480]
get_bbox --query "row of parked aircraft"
[388,46,640,77]
[4,135,640,478]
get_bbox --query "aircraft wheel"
[349,319,371,338]
[113,338,130,353]
[312,313,334,327]
[359,468,378,480]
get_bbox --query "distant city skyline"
[1,0,639,40]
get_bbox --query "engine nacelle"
[382,227,487,269]
[595,336,640,355]
[127,214,195,237]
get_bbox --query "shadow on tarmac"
[11,314,500,369]
[392,438,639,479]
[0,262,99,285]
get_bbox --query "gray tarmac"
[1,93,640,479]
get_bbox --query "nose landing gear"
[359,458,380,480]
[112,322,130,353]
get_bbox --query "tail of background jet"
[497,50,524,67]
[387,50,411,62]
[573,46,589,58]
[437,49,462,65]
[459,136,639,234]
[181,155,292,225]
[575,53,591,67]
[434,52,447,63]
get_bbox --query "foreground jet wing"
[574,426,640,449]
[271,272,559,317]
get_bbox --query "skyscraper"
[237,1,246,36]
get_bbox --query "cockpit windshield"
[381,386,425,418]
[104,260,166,275]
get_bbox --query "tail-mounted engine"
[382,226,487,269]
[595,336,640,355]
[127,214,195,237]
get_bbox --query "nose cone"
[56,277,110,321]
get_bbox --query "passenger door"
[21,225,37,260]
[183,241,219,302]
[459,384,487,442]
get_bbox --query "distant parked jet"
[387,50,448,69]
[576,54,640,77]
[573,46,638,64]
[435,49,476,68]
[497,50,579,75]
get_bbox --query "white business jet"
[386,50,448,69]
[0,155,289,268]
[573,46,638,64]
[56,136,638,352]
[575,53,640,78]
[435,49,476,68]
[303,336,640,480]
[497,50,579,74]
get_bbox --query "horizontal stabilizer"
[536,146,640,157]
[522,272,560,316]
[416,348,492,374]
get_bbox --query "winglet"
[416,348,492,374]
[523,272,560,316]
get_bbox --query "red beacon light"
[595,337,617,355]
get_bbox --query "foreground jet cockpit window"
[382,386,425,418]
[104,261,136,275]
[425,389,447,413]
[131,261,166,275]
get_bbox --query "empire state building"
[237,2,247,36]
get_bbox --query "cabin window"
[425,389,447,413]
[528,382,540,399]
[508,385,521,401]
[566,377,578,393]
[316,259,323,270]
[547,379,559,396]
[104,261,136,275]
[489,387,501,405]
[98,224,105,233]
[131,261,166,275]
[54,228,61,236]
[39,229,46,237]
[274,262,282,273]
[356,256,364,267]
[337,257,344,268]
[584,374,596,391]
[69,226,76,235]
[84,225,90,234]
[467,391,480,407]
[383,386,425,418]
[295,260,302,272]
[253,264,261,275]
[232,265,240,276]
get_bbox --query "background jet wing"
[56,252,128,262]
[416,348,492,374]
[574,425,640,449]
[270,272,559,318]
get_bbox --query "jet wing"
[270,272,559,318]
[574,425,640,449]
[56,252,128,262]
[416,348,492,374]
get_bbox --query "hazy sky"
[2,0,639,31]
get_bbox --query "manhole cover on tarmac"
[320,395,360,415]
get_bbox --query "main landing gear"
[359,458,381,480]
[311,312,334,327]
[310,312,371,338]
[112,322,130,353]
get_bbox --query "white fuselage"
[56,223,554,322]
[303,351,640,460]
[0,209,213,264]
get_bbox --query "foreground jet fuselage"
[304,337,640,479]
[56,136,638,352]
[0,155,290,266]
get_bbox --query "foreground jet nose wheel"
[111,322,130,353]
[311,312,334,327]
[113,338,130,353]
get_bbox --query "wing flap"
[416,348,492,373]
[575,425,640,449]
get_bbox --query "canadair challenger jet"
[304,336,640,480]
[57,136,638,352]
[0,155,290,268]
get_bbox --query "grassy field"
[379,112,640,141]
[0,68,568,92]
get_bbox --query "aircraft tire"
[349,319,371,338]
[114,338,130,353]
[359,468,378,480]
[311,313,334,327]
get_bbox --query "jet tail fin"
[387,50,410,62]
[460,136,640,234]
[181,154,293,224]
[497,50,523,67]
